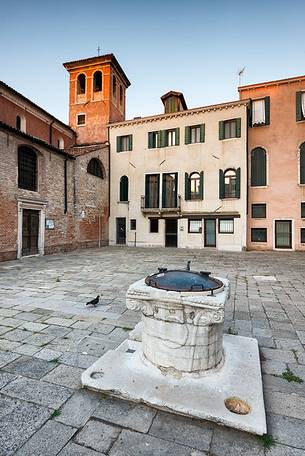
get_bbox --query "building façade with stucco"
[109,92,249,251]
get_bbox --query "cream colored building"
[109,93,249,251]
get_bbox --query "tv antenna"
[238,67,246,86]
[97,45,101,56]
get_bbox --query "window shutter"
[145,175,150,208]
[175,128,180,146]
[219,169,224,199]
[116,136,121,152]
[236,118,241,138]
[236,167,241,198]
[128,135,133,151]
[300,147,305,184]
[162,174,166,207]
[296,92,303,121]
[199,171,204,199]
[219,121,225,140]
[160,130,167,147]
[157,130,162,148]
[148,132,153,149]
[185,126,191,145]
[248,103,253,127]
[200,124,205,143]
[184,172,190,200]
[264,97,270,125]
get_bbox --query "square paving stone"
[0,325,11,335]
[93,396,156,433]
[210,426,264,456]
[267,413,305,449]
[15,419,77,456]
[0,371,16,389]
[266,444,305,456]
[15,312,43,322]
[0,339,21,351]
[58,441,106,456]
[55,389,100,428]
[149,411,213,452]
[0,394,21,419]
[0,350,20,368]
[2,376,73,408]
[0,399,50,456]
[263,374,305,397]
[25,333,55,347]
[109,429,197,456]
[42,325,72,337]
[59,352,98,369]
[42,364,83,389]
[2,328,31,342]
[45,317,74,327]
[74,419,120,453]
[13,343,40,356]
[34,347,63,361]
[4,355,56,379]
[265,391,305,420]
[21,321,49,332]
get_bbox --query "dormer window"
[77,74,86,95]
[93,71,102,92]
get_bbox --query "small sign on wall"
[45,219,55,230]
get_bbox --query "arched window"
[112,75,117,98]
[190,172,201,200]
[77,74,86,95]
[58,137,64,150]
[251,147,266,186]
[224,169,236,198]
[119,175,128,201]
[93,71,102,92]
[18,146,37,191]
[300,143,305,184]
[16,115,21,130]
[87,158,103,178]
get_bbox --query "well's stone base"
[81,333,266,435]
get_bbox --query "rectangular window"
[224,120,237,139]
[148,131,159,149]
[251,228,267,242]
[219,219,234,234]
[145,174,160,208]
[252,204,266,218]
[190,126,201,144]
[188,219,202,233]
[252,99,266,126]
[167,129,176,146]
[302,202,305,218]
[150,218,159,233]
[296,92,305,121]
[117,134,132,152]
[301,228,305,243]
[162,173,178,208]
[130,219,136,230]
[77,114,86,126]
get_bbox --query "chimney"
[161,91,187,114]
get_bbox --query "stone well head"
[126,266,229,375]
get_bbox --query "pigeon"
[86,295,100,307]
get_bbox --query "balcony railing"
[141,195,181,213]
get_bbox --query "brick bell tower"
[63,54,130,144]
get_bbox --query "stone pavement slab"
[55,389,100,428]
[74,419,121,453]
[58,441,106,455]
[42,364,84,389]
[0,350,20,368]
[2,376,73,408]
[4,355,56,379]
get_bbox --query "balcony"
[141,195,181,214]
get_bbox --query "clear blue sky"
[1,0,304,123]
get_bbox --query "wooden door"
[22,209,39,256]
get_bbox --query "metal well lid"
[145,262,223,292]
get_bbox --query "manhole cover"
[225,397,251,415]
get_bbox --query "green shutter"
[145,175,150,208]
[116,136,121,152]
[148,132,153,149]
[296,92,303,121]
[264,97,270,125]
[157,130,162,148]
[219,121,225,140]
[200,124,205,143]
[300,146,305,184]
[162,174,166,207]
[120,176,128,201]
[160,130,167,147]
[184,172,190,200]
[199,171,204,199]
[219,169,224,199]
[128,135,133,151]
[185,126,191,145]
[236,118,241,138]
[236,168,241,198]
[251,148,266,186]
[175,128,180,146]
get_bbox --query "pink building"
[239,75,305,250]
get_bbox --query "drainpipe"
[246,103,249,250]
[107,126,111,219]
[49,120,55,146]
[64,159,68,214]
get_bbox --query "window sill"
[250,186,268,189]
[297,119,305,123]
[118,201,129,204]
[220,137,240,142]
[251,123,268,128]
